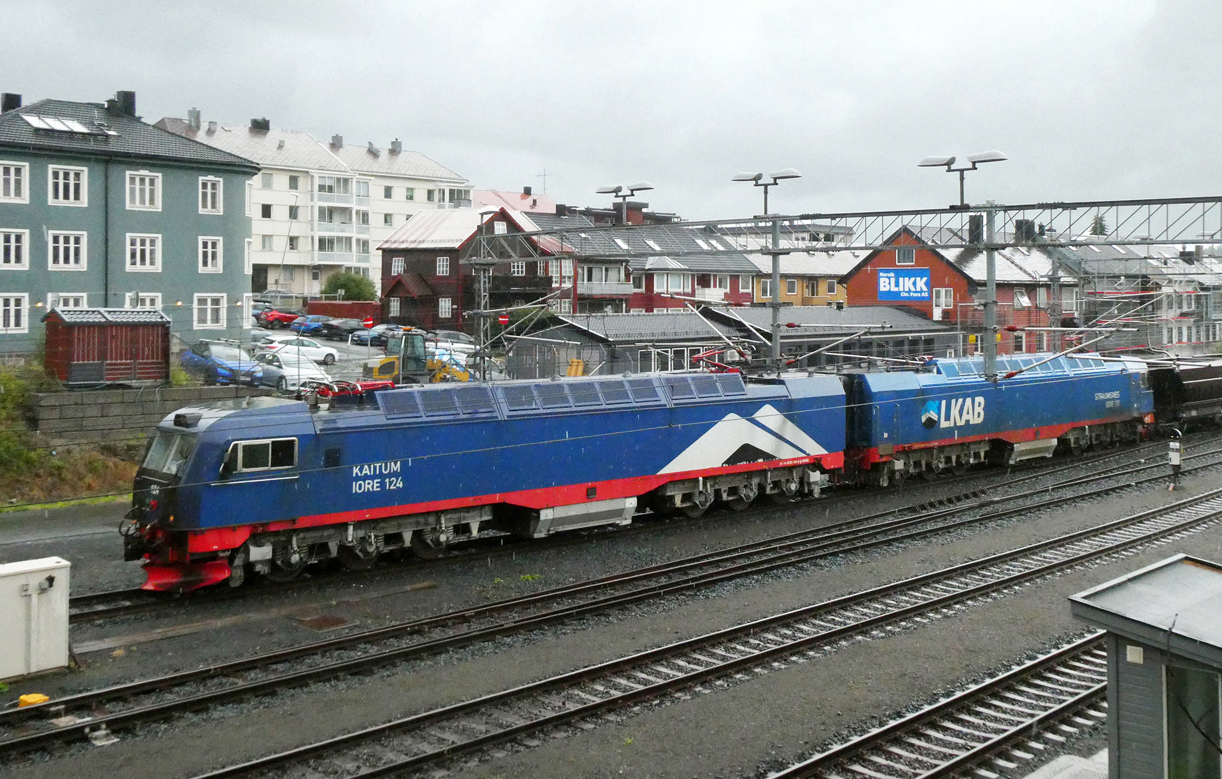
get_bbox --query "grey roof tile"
[715,305,950,333]
[559,311,737,342]
[332,143,467,183]
[0,100,256,170]
[157,118,349,173]
[42,307,171,325]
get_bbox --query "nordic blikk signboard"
[878,268,930,301]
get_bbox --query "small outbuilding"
[41,308,172,387]
[1070,554,1222,779]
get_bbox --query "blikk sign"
[878,268,931,301]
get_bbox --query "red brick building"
[839,228,1074,355]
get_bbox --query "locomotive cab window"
[225,438,298,474]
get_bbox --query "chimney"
[115,90,136,117]
[250,117,270,132]
[187,107,201,130]
[331,134,343,148]
[1014,219,1036,243]
[523,185,532,196]
[1,93,21,113]
[367,141,379,156]
[207,120,217,134]
[390,139,402,153]
[1196,245,1205,263]
[968,214,984,244]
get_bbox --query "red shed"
[42,308,171,387]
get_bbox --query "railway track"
[8,440,1219,760]
[767,633,1108,779]
[173,485,1220,778]
[63,434,1195,624]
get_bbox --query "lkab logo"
[921,397,985,429]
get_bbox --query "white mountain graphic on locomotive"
[659,404,828,474]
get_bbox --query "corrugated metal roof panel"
[158,119,349,173]
[42,307,171,325]
[332,144,467,183]
[378,210,490,250]
[559,312,737,342]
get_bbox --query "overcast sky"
[3,0,1218,220]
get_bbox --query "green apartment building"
[0,91,259,356]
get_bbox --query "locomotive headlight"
[149,499,159,511]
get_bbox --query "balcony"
[314,192,354,205]
[317,222,354,234]
[355,195,370,208]
[694,287,729,302]
[355,224,370,236]
[577,281,634,297]
[316,252,354,265]
[356,253,371,264]
[490,275,552,294]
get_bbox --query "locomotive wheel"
[875,468,890,489]
[410,529,450,560]
[726,496,751,511]
[727,483,758,511]
[921,468,938,482]
[951,461,967,476]
[264,556,308,582]
[337,544,380,570]
[680,503,708,518]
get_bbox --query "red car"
[257,307,305,328]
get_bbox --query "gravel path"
[4,460,1219,779]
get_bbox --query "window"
[405,188,414,201]
[199,177,222,213]
[388,297,400,317]
[232,438,298,473]
[47,293,86,310]
[317,235,352,253]
[316,176,351,195]
[312,268,321,281]
[560,298,572,314]
[126,292,161,309]
[357,238,369,255]
[260,203,272,219]
[511,260,526,277]
[1013,331,1027,352]
[1,229,28,269]
[283,267,295,282]
[261,173,273,189]
[355,181,369,198]
[1062,287,1078,314]
[261,235,273,251]
[436,256,450,276]
[244,239,252,275]
[383,186,393,199]
[127,234,161,271]
[933,287,954,308]
[288,175,299,191]
[245,181,252,215]
[48,231,86,270]
[494,221,508,235]
[391,257,404,276]
[826,280,838,295]
[126,171,160,210]
[1,162,28,203]
[199,237,222,273]
[1013,288,1032,309]
[760,279,771,299]
[288,205,299,220]
[427,189,435,202]
[896,247,915,265]
[48,165,86,206]
[288,236,300,251]
[712,275,729,290]
[632,274,645,291]
[438,297,452,319]
[194,293,226,329]
[383,213,394,226]
[0,294,29,333]
[738,274,752,292]
[357,210,369,225]
[786,278,797,296]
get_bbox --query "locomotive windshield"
[141,432,196,478]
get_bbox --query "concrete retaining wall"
[26,386,275,444]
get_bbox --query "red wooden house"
[42,308,171,387]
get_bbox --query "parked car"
[250,300,274,326]
[289,315,332,335]
[180,341,261,386]
[319,318,365,341]
[253,352,332,392]
[257,307,305,328]
[253,332,300,351]
[428,330,477,365]
[353,323,404,346]
[259,336,339,365]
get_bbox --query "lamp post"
[733,169,802,373]
[595,181,654,226]
[918,151,1007,379]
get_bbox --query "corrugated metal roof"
[474,189,557,214]
[746,250,863,277]
[1071,554,1222,668]
[559,312,737,342]
[42,307,171,325]
[157,118,349,173]
[0,100,256,170]
[332,143,467,183]
[378,209,490,250]
[716,305,950,333]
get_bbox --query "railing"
[355,224,370,235]
[314,192,354,205]
[577,281,634,296]
[316,252,354,265]
[355,253,371,264]
[694,287,730,302]
[355,195,370,207]
[317,222,354,234]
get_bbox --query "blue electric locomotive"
[125,372,847,590]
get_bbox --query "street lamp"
[917,151,1006,209]
[731,168,801,216]
[920,151,1007,379]
[595,181,654,226]
[733,168,802,373]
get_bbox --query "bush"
[0,367,42,471]
[321,272,377,302]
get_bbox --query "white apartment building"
[156,112,468,296]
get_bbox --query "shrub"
[321,272,377,302]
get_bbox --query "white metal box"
[0,557,71,680]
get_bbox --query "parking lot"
[248,327,387,383]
